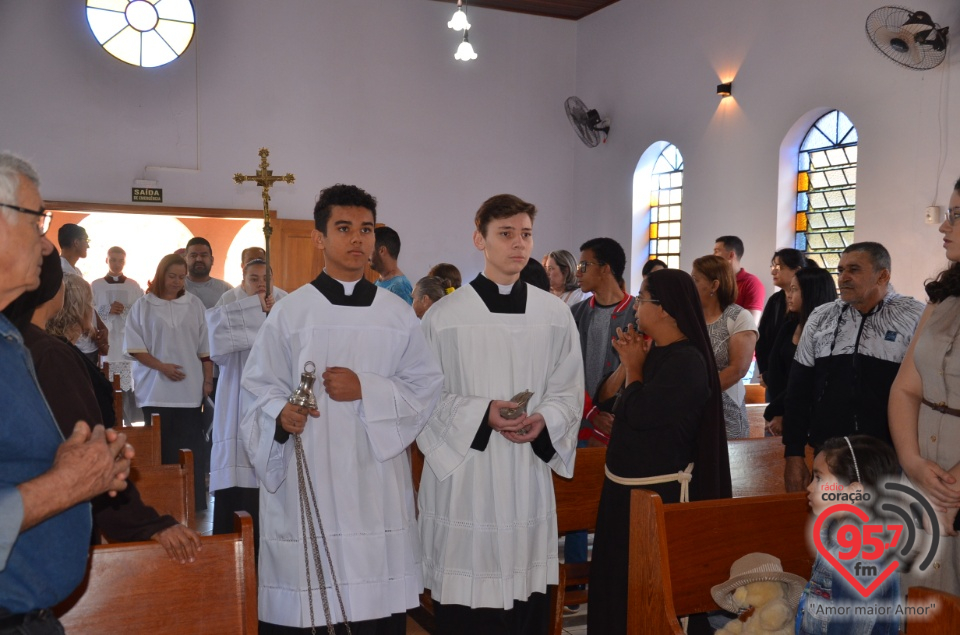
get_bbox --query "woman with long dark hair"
[762,266,836,434]
[588,269,730,634]
[890,176,960,594]
[125,253,212,510]
[756,248,806,385]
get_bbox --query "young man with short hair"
[58,223,107,363]
[713,235,764,324]
[91,246,143,423]
[418,194,583,635]
[371,226,413,304]
[240,184,443,634]
[183,237,233,310]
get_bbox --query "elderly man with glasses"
[0,152,134,634]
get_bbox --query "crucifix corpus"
[233,147,295,298]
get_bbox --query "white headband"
[843,436,862,484]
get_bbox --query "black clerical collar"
[311,271,377,307]
[103,274,127,284]
[470,274,527,314]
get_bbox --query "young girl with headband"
[798,435,901,634]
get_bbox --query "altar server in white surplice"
[239,184,443,635]
[417,194,584,635]
[206,258,286,542]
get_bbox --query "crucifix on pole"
[233,147,295,298]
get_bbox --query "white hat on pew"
[710,552,807,614]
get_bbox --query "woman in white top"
[542,249,589,307]
[125,254,212,510]
[691,255,758,440]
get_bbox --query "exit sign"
[132,188,163,203]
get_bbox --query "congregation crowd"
[4,147,960,635]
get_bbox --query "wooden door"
[272,219,378,291]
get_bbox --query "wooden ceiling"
[429,0,620,21]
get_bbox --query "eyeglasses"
[943,207,960,226]
[770,263,782,272]
[576,261,603,273]
[634,296,661,307]
[1,203,52,236]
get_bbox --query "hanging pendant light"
[455,30,477,61]
[448,0,471,31]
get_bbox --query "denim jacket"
[0,314,91,614]
[796,519,900,635]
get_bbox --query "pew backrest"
[57,512,257,634]
[129,448,194,528]
[728,437,814,498]
[906,586,960,634]
[118,413,162,467]
[627,490,814,634]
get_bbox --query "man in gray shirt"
[183,236,232,309]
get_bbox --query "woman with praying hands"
[890,176,960,595]
[125,253,212,511]
[588,269,729,634]
[691,255,758,439]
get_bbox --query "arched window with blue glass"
[647,144,684,269]
[795,110,857,272]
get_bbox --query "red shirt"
[735,268,765,312]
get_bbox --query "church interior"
[4,1,960,633]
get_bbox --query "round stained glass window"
[86,0,196,68]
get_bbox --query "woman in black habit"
[587,268,731,635]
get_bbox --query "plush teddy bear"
[716,580,794,635]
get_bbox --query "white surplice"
[92,276,143,391]
[417,278,584,609]
[124,292,209,408]
[239,274,443,628]
[206,286,287,492]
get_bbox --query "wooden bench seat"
[57,512,257,634]
[117,413,162,467]
[626,490,813,634]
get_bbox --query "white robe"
[92,276,143,391]
[206,286,287,492]
[124,293,209,408]
[417,280,583,609]
[239,277,443,628]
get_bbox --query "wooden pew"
[626,490,814,634]
[744,383,766,404]
[906,586,960,634]
[117,413,162,467]
[548,446,607,635]
[128,448,195,529]
[728,437,814,498]
[57,512,257,634]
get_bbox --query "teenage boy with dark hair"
[240,183,443,635]
[418,194,583,635]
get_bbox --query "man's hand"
[55,422,133,501]
[109,301,125,315]
[278,402,319,435]
[152,524,202,563]
[784,456,811,493]
[486,400,528,434]
[502,412,546,444]
[159,363,186,381]
[593,411,614,436]
[322,367,362,401]
[765,415,783,436]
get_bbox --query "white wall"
[0,0,578,281]
[575,0,960,300]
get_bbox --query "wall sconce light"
[716,82,733,97]
[448,0,471,31]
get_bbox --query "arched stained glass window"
[795,110,857,272]
[648,144,683,269]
